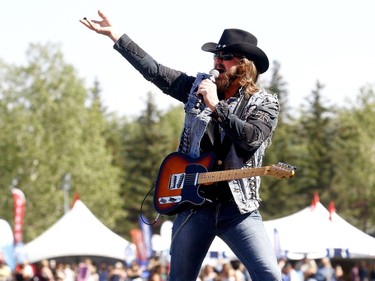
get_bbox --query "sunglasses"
[213,53,242,61]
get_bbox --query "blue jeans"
[168,201,281,281]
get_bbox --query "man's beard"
[215,77,228,100]
[215,72,238,100]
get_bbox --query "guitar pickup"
[159,196,182,204]
[169,173,185,190]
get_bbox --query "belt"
[200,182,234,203]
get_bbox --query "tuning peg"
[277,162,297,172]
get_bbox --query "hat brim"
[202,42,269,74]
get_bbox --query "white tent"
[0,219,15,270]
[264,199,375,259]
[23,200,135,263]
[324,204,375,258]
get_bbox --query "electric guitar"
[153,152,296,215]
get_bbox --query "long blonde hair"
[236,57,260,96]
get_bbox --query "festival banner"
[138,215,153,260]
[11,188,26,244]
[130,228,148,262]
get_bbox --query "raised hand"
[79,10,121,42]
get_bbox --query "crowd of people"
[1,255,375,281]
[278,257,375,281]
[0,257,171,281]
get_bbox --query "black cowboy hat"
[201,28,269,74]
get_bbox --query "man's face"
[213,52,242,99]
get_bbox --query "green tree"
[332,84,375,233]
[297,80,337,203]
[0,43,123,240]
[261,61,302,218]
[119,92,176,237]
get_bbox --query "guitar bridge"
[169,173,185,190]
[159,196,182,204]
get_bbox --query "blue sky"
[2,0,374,117]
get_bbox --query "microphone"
[194,69,220,109]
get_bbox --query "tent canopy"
[0,219,16,270]
[264,200,375,259]
[23,200,134,263]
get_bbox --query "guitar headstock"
[266,162,296,179]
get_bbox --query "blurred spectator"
[351,261,370,281]
[282,261,302,281]
[0,259,12,281]
[218,262,235,281]
[315,257,334,281]
[230,260,246,281]
[88,264,98,281]
[77,259,95,281]
[199,264,218,281]
[333,265,344,281]
[358,261,369,281]
[63,264,75,281]
[369,261,375,281]
[350,263,360,281]
[147,262,164,281]
[97,263,109,281]
[302,259,318,281]
[34,260,55,281]
[108,262,127,281]
[55,263,66,281]
[14,261,34,281]
[127,261,142,281]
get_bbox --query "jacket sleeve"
[211,92,279,155]
[113,34,195,103]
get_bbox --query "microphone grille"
[209,69,220,79]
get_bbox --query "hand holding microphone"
[194,69,219,109]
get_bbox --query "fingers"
[98,10,107,19]
[79,17,96,30]
[79,18,92,29]
[198,80,218,99]
[79,10,119,41]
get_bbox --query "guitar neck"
[198,167,269,184]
